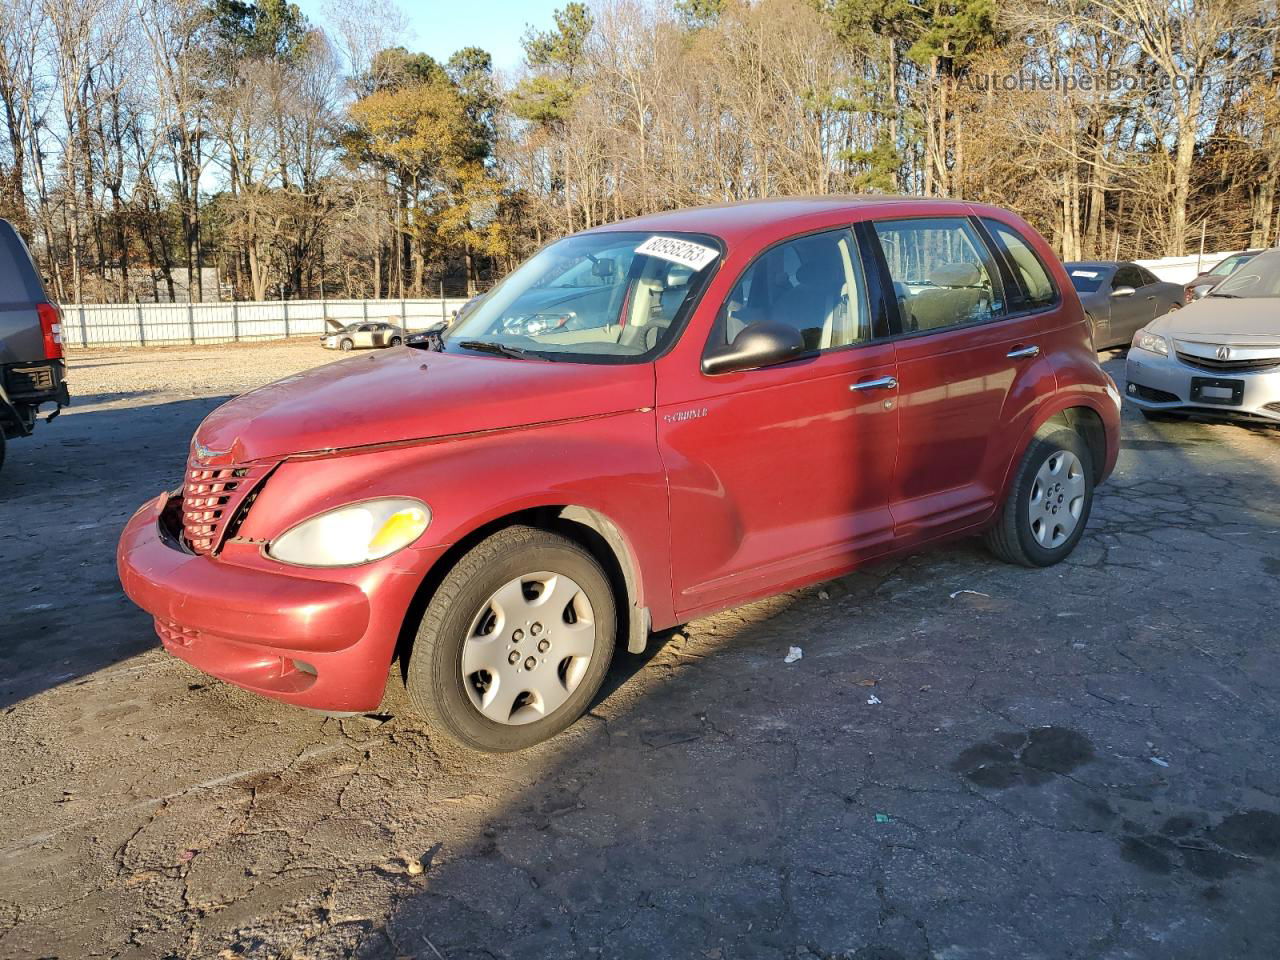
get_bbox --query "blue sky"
[295,0,567,75]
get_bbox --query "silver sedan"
[321,322,404,351]
[1125,249,1280,424]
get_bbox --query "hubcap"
[460,572,596,725]
[1028,450,1086,549]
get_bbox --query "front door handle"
[1007,345,1040,359]
[850,376,898,392]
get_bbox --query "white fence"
[1136,251,1245,285]
[61,297,474,348]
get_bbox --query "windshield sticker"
[635,236,719,271]
[1071,270,1099,278]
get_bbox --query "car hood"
[192,348,655,463]
[1148,298,1280,344]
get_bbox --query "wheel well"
[1040,406,1106,482]
[393,506,645,669]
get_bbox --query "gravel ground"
[2,341,1279,960]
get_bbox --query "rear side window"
[872,217,1002,334]
[982,219,1057,310]
[0,221,46,305]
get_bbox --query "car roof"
[588,195,1011,249]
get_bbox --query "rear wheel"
[405,526,616,752]
[340,338,354,351]
[985,427,1094,567]
[390,336,402,347]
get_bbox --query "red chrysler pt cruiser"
[119,198,1120,751]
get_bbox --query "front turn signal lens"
[268,498,430,567]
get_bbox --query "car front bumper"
[1124,348,1280,423]
[117,491,440,712]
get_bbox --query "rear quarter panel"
[0,220,50,365]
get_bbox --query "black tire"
[405,525,616,752]
[340,338,354,351]
[390,336,402,347]
[984,427,1095,568]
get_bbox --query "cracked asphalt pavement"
[2,342,1279,959]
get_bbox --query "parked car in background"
[1183,251,1261,302]
[321,321,403,351]
[1064,261,1184,349]
[0,218,69,476]
[1127,248,1280,423]
[119,197,1120,751]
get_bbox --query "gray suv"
[0,218,69,474]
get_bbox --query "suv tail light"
[37,302,63,359]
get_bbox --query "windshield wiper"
[455,339,547,361]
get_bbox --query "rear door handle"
[1007,345,1040,359]
[850,376,898,392]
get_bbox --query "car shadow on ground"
[0,395,231,710]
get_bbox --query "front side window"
[706,228,871,354]
[983,219,1056,309]
[873,218,1001,333]
[443,231,721,362]
[1113,265,1144,290]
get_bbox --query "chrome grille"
[180,460,268,554]
[1175,351,1280,374]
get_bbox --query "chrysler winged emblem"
[193,438,231,461]
[1216,345,1232,361]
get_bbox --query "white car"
[321,322,404,351]
[1126,248,1280,423]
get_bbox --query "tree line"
[0,0,1276,304]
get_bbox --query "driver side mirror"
[702,322,806,375]
[1111,285,1136,298]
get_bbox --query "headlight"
[268,498,430,566]
[1132,330,1169,356]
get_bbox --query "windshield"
[1066,266,1109,294]
[1209,253,1254,277]
[442,231,721,362]
[1211,250,1280,298]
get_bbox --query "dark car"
[1064,261,1184,349]
[1183,251,1261,302]
[0,218,69,475]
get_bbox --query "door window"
[981,219,1057,309]
[1113,265,1143,290]
[872,218,1002,333]
[708,228,871,354]
[1137,267,1160,286]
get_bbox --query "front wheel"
[985,427,1094,567]
[340,338,354,351]
[405,526,616,752]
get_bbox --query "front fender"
[235,409,674,633]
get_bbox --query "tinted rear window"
[0,220,46,304]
